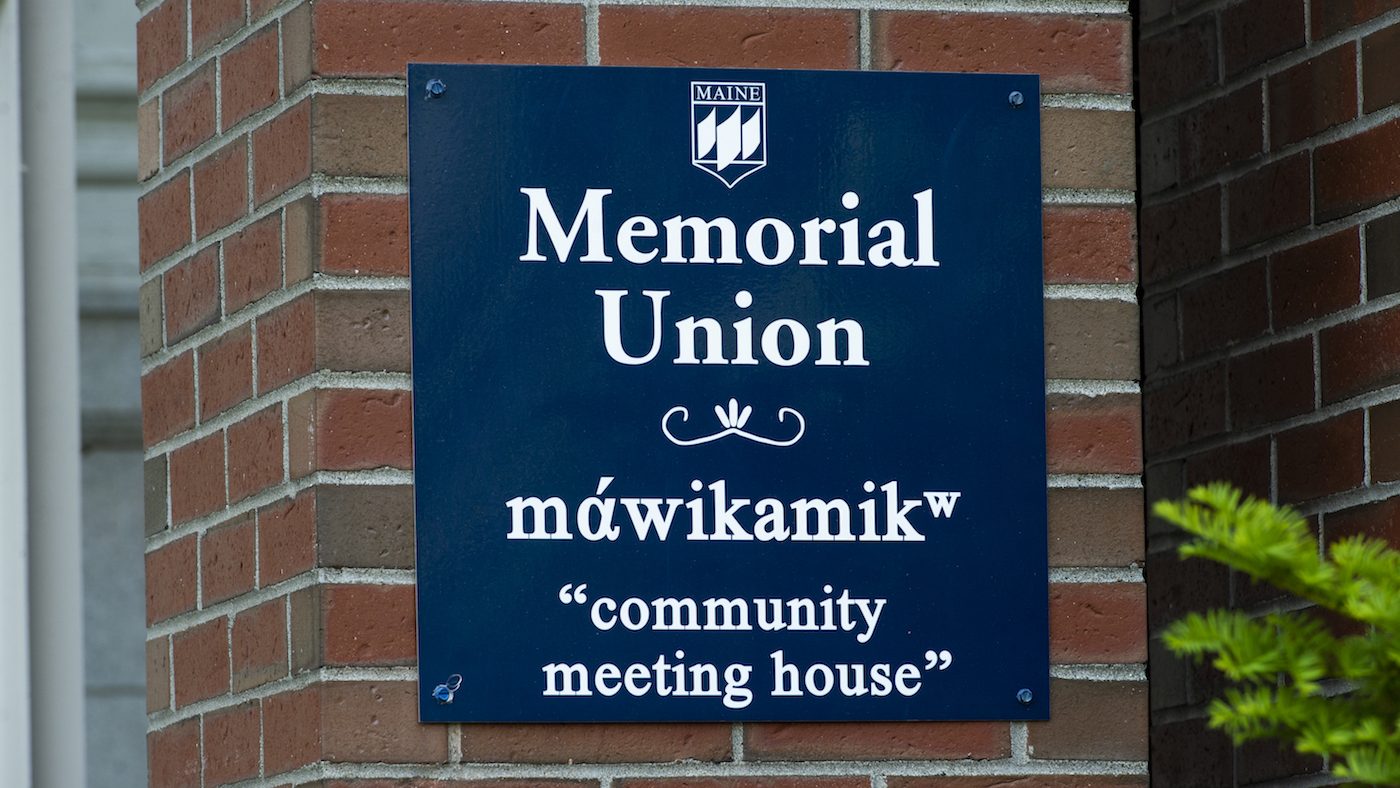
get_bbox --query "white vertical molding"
[19,0,86,785]
[0,0,33,785]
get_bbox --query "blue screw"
[426,78,447,99]
[1016,688,1034,705]
[1008,91,1025,108]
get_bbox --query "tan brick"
[282,3,314,93]
[1047,487,1144,567]
[1026,680,1148,760]
[1043,109,1135,190]
[1044,298,1139,380]
[459,723,730,763]
[313,94,407,177]
[600,7,857,68]
[284,197,317,284]
[138,99,160,180]
[144,455,169,537]
[321,682,449,763]
[316,485,414,569]
[317,290,412,372]
[146,637,171,713]
[139,278,163,356]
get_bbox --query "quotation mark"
[923,650,954,671]
[558,583,589,605]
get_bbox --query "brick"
[138,99,160,180]
[313,94,408,177]
[169,431,226,524]
[1139,14,1217,113]
[621,781,865,788]
[139,171,192,269]
[1141,185,1220,283]
[1043,298,1138,379]
[1041,109,1135,190]
[317,485,415,569]
[282,3,314,93]
[284,197,317,284]
[263,687,323,775]
[323,584,417,665]
[1228,337,1315,430]
[600,7,856,68]
[1144,461,1185,518]
[1372,400,1400,482]
[290,586,321,673]
[320,194,409,275]
[224,212,282,314]
[1270,227,1361,329]
[317,290,413,373]
[1049,583,1146,664]
[288,390,316,479]
[1238,738,1325,784]
[163,246,219,343]
[1183,438,1271,501]
[1179,258,1269,358]
[140,278,163,356]
[1364,24,1400,112]
[313,0,585,76]
[147,717,200,788]
[163,63,216,162]
[202,515,256,604]
[1139,117,1180,195]
[1179,82,1264,183]
[1047,488,1144,567]
[1046,393,1142,474]
[873,13,1130,94]
[222,24,281,129]
[746,722,1007,761]
[203,701,261,785]
[1150,717,1232,788]
[1321,305,1400,402]
[259,492,317,584]
[1227,152,1311,251]
[198,322,253,418]
[146,535,197,624]
[1026,680,1147,760]
[1149,628,1226,713]
[253,100,312,206]
[1221,0,1305,76]
[1327,495,1400,544]
[1142,295,1178,376]
[459,724,730,763]
[192,0,244,55]
[137,0,187,91]
[301,389,414,472]
[1313,0,1400,38]
[1147,550,1228,627]
[1277,411,1365,503]
[193,138,249,238]
[889,779,1146,788]
[321,682,449,763]
[147,637,170,713]
[1271,43,1358,147]
[1042,207,1136,284]
[1315,117,1400,221]
[145,455,169,536]
[172,616,230,707]
[1143,363,1227,455]
[257,294,315,392]
[228,404,284,503]
[233,597,288,692]
[1367,210,1400,299]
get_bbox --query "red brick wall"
[1138,1,1400,785]
[138,0,1146,785]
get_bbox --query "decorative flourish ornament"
[661,398,805,447]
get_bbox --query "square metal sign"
[408,64,1047,722]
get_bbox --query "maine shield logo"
[691,81,767,188]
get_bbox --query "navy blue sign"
[409,65,1047,722]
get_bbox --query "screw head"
[1016,688,1034,705]
[426,78,447,98]
[1008,91,1025,108]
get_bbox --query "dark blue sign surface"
[409,64,1047,722]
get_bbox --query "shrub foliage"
[1155,484,1400,785]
